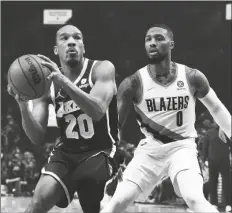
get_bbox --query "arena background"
[1,1,231,212]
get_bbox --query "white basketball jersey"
[134,63,197,143]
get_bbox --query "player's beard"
[147,52,166,64]
[67,58,79,68]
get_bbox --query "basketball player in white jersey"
[100,24,231,213]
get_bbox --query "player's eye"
[74,35,81,40]
[61,36,68,40]
[145,37,151,42]
[156,36,164,41]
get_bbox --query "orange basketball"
[8,54,51,100]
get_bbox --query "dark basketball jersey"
[51,58,118,154]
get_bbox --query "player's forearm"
[118,126,123,141]
[118,101,131,141]
[118,120,128,141]
[209,105,231,139]
[19,104,46,144]
[60,77,105,121]
[117,76,137,140]
[118,115,128,141]
[200,88,231,139]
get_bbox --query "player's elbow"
[30,137,45,145]
[210,103,223,115]
[92,110,105,121]
[92,116,102,121]
[25,129,46,145]
[91,101,107,121]
[29,135,45,145]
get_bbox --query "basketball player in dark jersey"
[7,25,119,213]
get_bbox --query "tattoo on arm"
[117,73,139,129]
[187,68,210,98]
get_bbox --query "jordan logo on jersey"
[56,90,66,99]
[145,96,189,112]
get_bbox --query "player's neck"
[60,58,85,82]
[149,58,172,77]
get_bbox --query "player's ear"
[53,46,58,55]
[170,41,174,50]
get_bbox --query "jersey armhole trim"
[89,60,98,88]
[50,82,56,107]
[73,58,89,85]
[185,66,196,99]
[134,70,144,105]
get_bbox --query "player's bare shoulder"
[91,60,115,82]
[185,65,210,99]
[117,70,142,104]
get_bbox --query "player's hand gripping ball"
[37,54,64,85]
[8,54,52,100]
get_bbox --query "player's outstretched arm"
[117,74,138,140]
[8,85,50,144]
[192,70,231,139]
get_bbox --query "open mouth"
[149,51,158,56]
[67,49,77,54]
[149,49,158,54]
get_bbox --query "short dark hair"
[55,24,84,44]
[146,24,174,40]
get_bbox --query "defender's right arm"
[117,73,140,140]
[8,86,50,145]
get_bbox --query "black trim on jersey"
[108,96,119,145]
[136,114,177,144]
[197,153,204,179]
[86,59,94,77]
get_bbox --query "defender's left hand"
[37,54,63,82]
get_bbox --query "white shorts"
[123,137,202,200]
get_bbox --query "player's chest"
[141,82,191,112]
[143,79,190,98]
[54,78,91,116]
[76,77,91,92]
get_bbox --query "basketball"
[8,54,51,100]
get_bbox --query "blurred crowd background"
[1,1,231,210]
